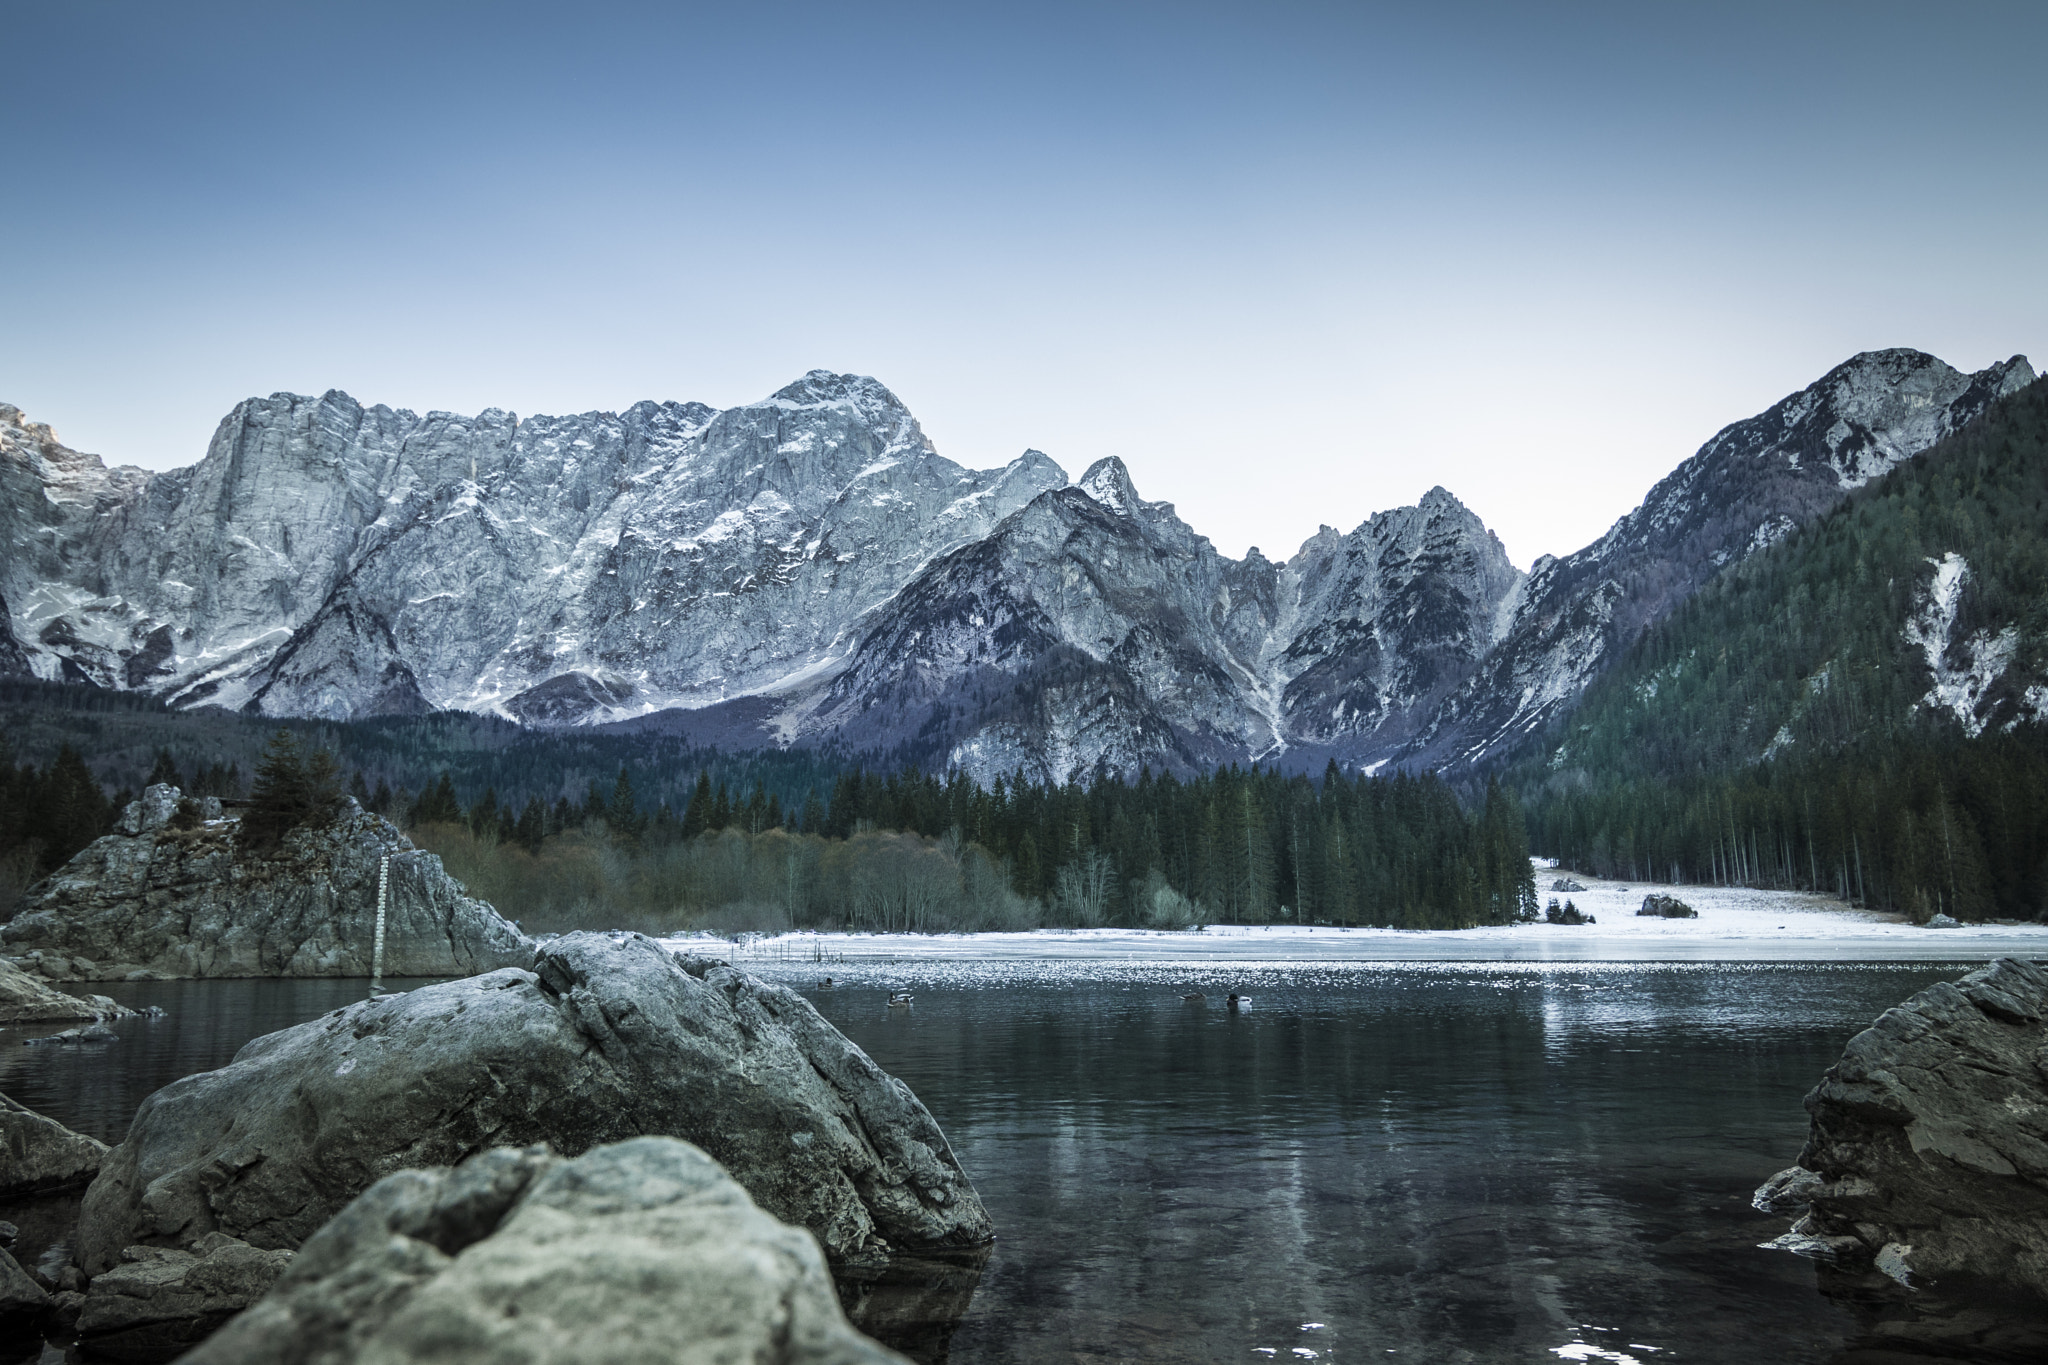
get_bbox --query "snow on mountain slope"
[3,349,2032,784]
[0,375,1067,722]
[773,462,1521,782]
[1397,349,2036,770]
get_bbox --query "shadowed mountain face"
[2,350,2034,783]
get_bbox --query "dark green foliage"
[1512,376,2048,921]
[237,731,345,854]
[514,798,546,854]
[412,772,462,826]
[0,741,117,877]
[681,772,712,838]
[146,748,181,790]
[815,760,1534,928]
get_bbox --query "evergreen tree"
[681,771,713,838]
[146,748,181,790]
[238,731,343,854]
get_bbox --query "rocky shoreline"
[0,786,984,1359]
[1,933,988,1361]
[1756,956,2048,1359]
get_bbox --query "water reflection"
[767,961,1977,1365]
[0,961,2004,1364]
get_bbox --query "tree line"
[1509,373,2048,921]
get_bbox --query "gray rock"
[1927,911,1962,927]
[0,957,127,1022]
[78,933,989,1274]
[0,1244,50,1330]
[1637,894,1696,918]
[21,1022,119,1045]
[1,1091,110,1196]
[1,785,530,979]
[1757,956,2048,1353]
[182,1137,906,1365]
[180,1129,901,1365]
[0,376,1062,725]
[783,465,1524,783]
[72,1232,292,1362]
[1551,879,1586,893]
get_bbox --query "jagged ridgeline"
[1513,375,2048,919]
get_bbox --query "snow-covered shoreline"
[664,875,2048,966]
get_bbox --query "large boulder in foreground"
[183,1138,907,1365]
[1756,956,2048,1357]
[0,784,530,979]
[2,1090,111,1196]
[79,933,989,1273]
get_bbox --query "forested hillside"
[2,678,1535,932]
[1514,376,2048,920]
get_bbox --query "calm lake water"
[0,960,1987,1364]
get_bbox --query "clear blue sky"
[5,0,2043,567]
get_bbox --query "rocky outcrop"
[0,377,1065,723]
[181,1138,905,1365]
[1757,956,2048,1357]
[72,1233,293,1362]
[1,784,531,979]
[0,1245,50,1339]
[0,955,132,1019]
[78,933,989,1274]
[1,1091,110,1196]
[1637,894,1695,918]
[783,464,1522,782]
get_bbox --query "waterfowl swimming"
[1227,993,1251,1010]
[817,977,835,989]
[887,992,914,1008]
[1182,992,1206,1002]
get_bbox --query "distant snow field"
[667,874,2048,966]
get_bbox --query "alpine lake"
[0,958,2005,1364]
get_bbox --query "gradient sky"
[5,0,2043,568]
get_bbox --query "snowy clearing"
[663,875,2048,966]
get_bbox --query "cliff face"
[791,461,1521,782]
[0,375,1066,723]
[4,351,2034,781]
[1,784,530,978]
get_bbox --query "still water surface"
[0,960,1978,1363]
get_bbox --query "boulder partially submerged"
[79,932,990,1274]
[1756,956,2048,1357]
[0,955,132,1019]
[182,1137,908,1365]
[1,1090,110,1196]
[1,784,530,979]
[73,1233,293,1362]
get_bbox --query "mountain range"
[1,349,2035,783]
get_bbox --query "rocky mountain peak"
[1076,457,1143,516]
[764,370,916,432]
[1397,348,2035,770]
